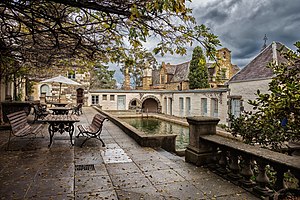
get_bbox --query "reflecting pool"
[120,117,189,150]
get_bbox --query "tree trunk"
[0,76,3,124]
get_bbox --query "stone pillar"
[185,116,220,166]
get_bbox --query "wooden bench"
[72,103,83,115]
[6,110,43,150]
[76,114,108,147]
[33,104,49,123]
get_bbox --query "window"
[160,74,165,84]
[231,99,241,118]
[40,84,50,96]
[168,98,173,115]
[201,98,208,116]
[211,98,218,117]
[179,97,184,116]
[91,95,99,105]
[185,97,191,116]
[110,95,115,101]
[102,94,107,100]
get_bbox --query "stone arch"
[40,84,50,96]
[128,98,141,110]
[141,95,161,113]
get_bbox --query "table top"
[49,107,72,111]
[43,114,80,122]
[51,102,68,107]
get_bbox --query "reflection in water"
[121,117,189,150]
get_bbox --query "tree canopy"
[188,46,210,89]
[90,63,116,89]
[0,0,220,69]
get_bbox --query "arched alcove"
[141,95,161,113]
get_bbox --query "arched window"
[40,84,50,96]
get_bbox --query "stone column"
[123,67,131,90]
[185,116,220,166]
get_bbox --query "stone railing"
[185,116,300,199]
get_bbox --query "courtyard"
[0,107,258,199]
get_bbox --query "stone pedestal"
[185,116,220,166]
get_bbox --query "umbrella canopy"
[41,75,81,85]
[41,75,81,102]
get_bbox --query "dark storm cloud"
[190,0,300,67]
[111,0,300,83]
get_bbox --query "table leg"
[68,123,74,146]
[48,124,55,147]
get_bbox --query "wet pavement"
[0,107,259,199]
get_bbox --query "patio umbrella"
[41,75,81,102]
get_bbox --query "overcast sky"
[111,0,300,84]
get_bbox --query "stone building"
[31,67,90,105]
[140,48,239,90]
[88,88,229,124]
[227,41,288,117]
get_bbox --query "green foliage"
[90,63,116,89]
[121,47,157,88]
[228,42,300,150]
[188,46,210,89]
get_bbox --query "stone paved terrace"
[0,107,259,199]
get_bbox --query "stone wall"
[228,79,271,112]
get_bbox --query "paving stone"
[110,172,152,189]
[74,150,104,165]
[101,148,132,164]
[155,180,206,199]
[215,192,260,200]
[25,177,73,198]
[36,164,74,179]
[106,162,140,175]
[116,187,165,200]
[191,177,249,198]
[0,179,31,199]
[75,175,113,193]
[135,159,170,172]
[75,190,118,200]
[144,169,185,185]
[173,165,216,181]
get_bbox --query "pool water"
[121,117,189,150]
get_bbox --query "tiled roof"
[229,42,288,83]
[170,61,190,82]
[166,64,176,74]
[162,61,219,83]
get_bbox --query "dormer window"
[223,51,226,59]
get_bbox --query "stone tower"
[142,62,152,90]
[216,48,239,82]
[123,67,131,90]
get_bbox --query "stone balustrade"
[185,116,300,199]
